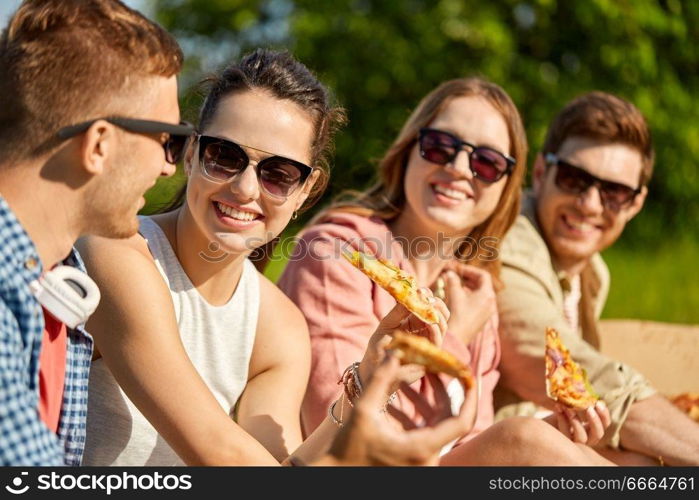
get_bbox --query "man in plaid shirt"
[0,0,188,465]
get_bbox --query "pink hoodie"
[278,212,500,444]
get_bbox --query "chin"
[99,220,140,240]
[213,232,266,256]
[553,239,598,263]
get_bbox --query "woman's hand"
[329,355,478,466]
[548,401,612,446]
[358,291,449,389]
[438,262,496,345]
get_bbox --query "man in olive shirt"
[496,92,699,465]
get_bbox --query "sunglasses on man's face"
[418,128,515,184]
[196,135,314,200]
[545,153,641,211]
[58,117,194,165]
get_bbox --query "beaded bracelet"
[339,362,363,406]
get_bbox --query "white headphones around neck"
[29,266,101,329]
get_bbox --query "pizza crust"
[386,331,474,389]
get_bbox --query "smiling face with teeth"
[399,96,511,238]
[181,90,318,256]
[533,136,647,275]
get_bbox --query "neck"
[552,256,588,279]
[167,205,249,306]
[0,164,80,269]
[389,208,470,287]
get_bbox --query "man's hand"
[329,355,477,466]
[546,400,611,446]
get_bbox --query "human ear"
[295,169,321,210]
[80,120,116,176]
[532,153,548,194]
[625,185,647,221]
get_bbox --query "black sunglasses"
[418,128,515,183]
[545,153,641,211]
[58,117,195,165]
[196,134,314,199]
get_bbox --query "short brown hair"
[542,91,654,186]
[0,0,183,164]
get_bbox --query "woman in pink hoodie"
[279,77,612,465]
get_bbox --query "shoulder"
[75,232,164,295]
[500,214,551,270]
[291,211,394,262]
[257,272,308,332]
[498,215,562,305]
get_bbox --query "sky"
[0,0,152,27]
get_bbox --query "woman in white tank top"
[76,49,463,466]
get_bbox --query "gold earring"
[291,211,298,220]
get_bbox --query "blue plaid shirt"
[0,195,93,465]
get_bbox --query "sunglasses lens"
[420,131,455,165]
[164,135,189,165]
[201,141,248,181]
[554,163,592,194]
[471,148,507,183]
[259,158,305,198]
[601,183,637,208]
[554,161,637,209]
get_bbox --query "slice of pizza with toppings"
[342,249,439,324]
[386,331,474,389]
[545,327,599,410]
[672,392,699,422]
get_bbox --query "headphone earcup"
[30,266,101,328]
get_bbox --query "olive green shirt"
[494,193,656,448]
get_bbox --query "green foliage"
[150,0,699,243]
[602,237,699,323]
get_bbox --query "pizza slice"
[671,392,699,422]
[342,249,439,324]
[545,327,599,410]
[385,331,474,389]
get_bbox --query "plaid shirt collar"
[0,195,93,465]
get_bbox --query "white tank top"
[83,216,260,465]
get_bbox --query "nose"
[577,183,605,215]
[161,161,177,178]
[229,161,260,201]
[448,148,474,180]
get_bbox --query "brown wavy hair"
[324,77,527,280]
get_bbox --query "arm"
[497,263,655,448]
[619,395,699,465]
[0,302,63,465]
[235,276,310,462]
[326,355,479,466]
[277,228,379,434]
[77,236,278,465]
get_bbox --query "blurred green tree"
[150,0,699,243]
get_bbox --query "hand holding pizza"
[358,295,450,390]
[550,400,611,446]
[329,354,478,466]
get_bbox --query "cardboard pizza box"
[598,320,699,397]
